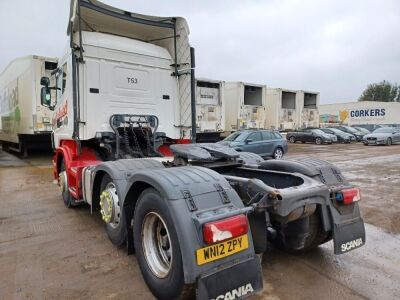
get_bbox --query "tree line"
[359,80,400,102]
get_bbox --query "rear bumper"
[197,256,263,299]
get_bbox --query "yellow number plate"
[196,235,249,266]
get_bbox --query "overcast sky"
[0,0,399,104]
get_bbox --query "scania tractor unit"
[0,55,57,156]
[40,1,366,299]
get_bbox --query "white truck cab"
[52,32,182,149]
[41,0,195,156]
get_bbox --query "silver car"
[363,127,400,146]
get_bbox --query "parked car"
[320,128,353,143]
[218,130,288,159]
[351,124,385,132]
[286,129,335,144]
[330,126,365,141]
[362,127,400,146]
[352,127,371,134]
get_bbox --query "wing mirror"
[40,76,50,86]
[245,139,253,144]
[40,76,55,110]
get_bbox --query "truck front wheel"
[60,161,73,208]
[99,174,126,246]
[133,188,193,300]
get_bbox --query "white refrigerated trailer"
[0,55,57,155]
[266,88,300,131]
[298,90,320,128]
[195,78,225,142]
[223,82,266,131]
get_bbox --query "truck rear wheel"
[274,212,329,253]
[133,188,193,300]
[99,174,126,246]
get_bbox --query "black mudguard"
[92,159,263,296]
[259,156,366,254]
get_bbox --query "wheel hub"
[275,149,283,159]
[99,183,120,227]
[142,212,172,278]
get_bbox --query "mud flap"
[333,218,366,254]
[197,257,263,300]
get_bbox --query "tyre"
[133,188,193,300]
[2,142,10,152]
[59,161,73,208]
[99,174,126,246]
[315,137,322,145]
[273,147,284,159]
[386,138,392,146]
[289,136,295,143]
[301,141,306,144]
[273,212,329,253]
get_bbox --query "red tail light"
[203,214,248,244]
[336,188,361,205]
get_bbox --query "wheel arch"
[122,166,254,284]
[91,162,258,284]
[91,170,107,211]
[53,140,78,179]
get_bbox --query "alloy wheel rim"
[141,212,172,278]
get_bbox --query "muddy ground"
[0,143,399,299]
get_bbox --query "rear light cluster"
[203,214,248,244]
[336,188,361,205]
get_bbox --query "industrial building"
[319,101,400,127]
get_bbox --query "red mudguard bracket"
[53,140,100,199]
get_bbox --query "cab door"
[52,54,73,148]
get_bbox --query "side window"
[248,132,262,142]
[56,63,68,103]
[261,131,273,140]
[273,132,282,139]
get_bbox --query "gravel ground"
[0,143,399,300]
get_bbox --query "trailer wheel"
[133,188,193,300]
[274,212,329,253]
[99,174,126,246]
[59,161,73,208]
